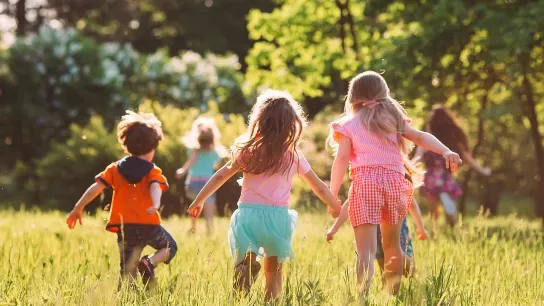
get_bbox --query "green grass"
[0,209,543,305]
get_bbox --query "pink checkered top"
[330,112,409,175]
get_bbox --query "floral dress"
[420,151,463,201]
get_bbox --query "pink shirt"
[238,152,311,207]
[331,112,407,175]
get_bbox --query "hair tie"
[363,100,380,109]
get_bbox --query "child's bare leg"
[353,224,378,297]
[118,244,143,289]
[140,228,178,286]
[189,217,197,233]
[234,252,261,292]
[439,193,458,227]
[186,190,197,233]
[380,222,404,295]
[147,248,170,266]
[263,256,282,302]
[404,255,416,277]
[203,200,216,234]
[377,258,386,286]
[427,198,440,223]
[380,253,415,280]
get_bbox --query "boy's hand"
[66,209,83,229]
[187,202,203,218]
[442,150,462,172]
[481,167,492,176]
[416,229,428,240]
[326,226,339,243]
[147,206,159,215]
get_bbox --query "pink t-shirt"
[331,112,407,175]
[238,152,311,207]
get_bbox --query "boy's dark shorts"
[116,224,177,273]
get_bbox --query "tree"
[246,0,544,219]
[44,0,276,68]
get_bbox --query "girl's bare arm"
[301,170,341,217]
[403,125,462,171]
[176,150,198,178]
[187,162,239,217]
[326,200,349,242]
[462,151,492,176]
[408,196,428,239]
[330,135,352,198]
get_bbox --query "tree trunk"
[15,0,27,36]
[459,90,489,215]
[344,0,359,59]
[334,0,347,53]
[482,180,502,216]
[521,73,544,223]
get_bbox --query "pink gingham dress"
[331,112,413,226]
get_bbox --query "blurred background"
[0,0,542,223]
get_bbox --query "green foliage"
[246,0,544,213]
[0,27,139,167]
[45,0,276,62]
[133,51,251,113]
[0,211,543,304]
[245,0,362,116]
[35,116,122,210]
[0,26,251,208]
[29,101,247,211]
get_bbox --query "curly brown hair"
[117,111,163,156]
[427,105,468,157]
[232,89,307,175]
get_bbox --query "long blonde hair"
[232,89,307,175]
[182,117,228,157]
[328,71,422,179]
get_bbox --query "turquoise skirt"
[228,203,298,265]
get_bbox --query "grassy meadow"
[1,208,543,305]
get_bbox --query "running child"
[187,89,341,302]
[176,117,228,234]
[66,111,177,287]
[328,71,462,296]
[326,164,428,279]
[413,104,491,226]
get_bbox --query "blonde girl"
[187,90,341,302]
[176,117,227,234]
[326,164,429,280]
[328,71,461,296]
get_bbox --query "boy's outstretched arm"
[147,183,163,215]
[330,135,352,198]
[403,125,462,172]
[408,196,428,240]
[326,200,349,242]
[67,182,106,229]
[301,170,341,218]
[187,161,239,217]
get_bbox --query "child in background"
[414,104,491,226]
[176,117,227,234]
[66,111,177,287]
[328,71,461,296]
[326,164,428,280]
[187,90,341,302]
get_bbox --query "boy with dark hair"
[66,111,177,286]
